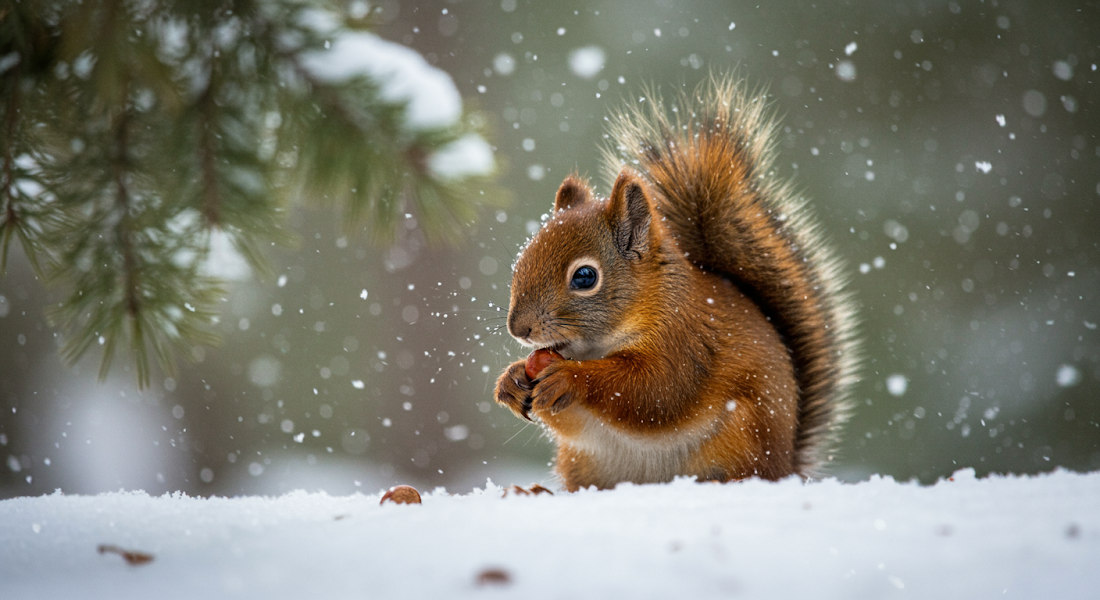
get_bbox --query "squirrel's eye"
[570,265,598,290]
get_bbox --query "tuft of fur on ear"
[554,175,593,212]
[606,169,653,259]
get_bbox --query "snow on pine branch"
[296,9,494,180]
[299,31,462,131]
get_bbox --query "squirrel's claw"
[530,361,582,417]
[494,360,533,421]
[497,358,585,420]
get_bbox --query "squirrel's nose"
[508,311,531,340]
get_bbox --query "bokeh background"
[2,0,1098,499]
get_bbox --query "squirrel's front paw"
[530,361,586,417]
[495,360,533,421]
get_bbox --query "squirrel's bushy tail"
[603,74,859,476]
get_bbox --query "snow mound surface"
[1,469,1097,599]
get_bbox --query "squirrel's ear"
[607,169,652,259]
[554,176,592,212]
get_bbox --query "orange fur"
[495,75,859,491]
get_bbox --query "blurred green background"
[2,0,1098,498]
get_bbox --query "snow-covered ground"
[1,468,1097,599]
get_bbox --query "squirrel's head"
[507,169,661,361]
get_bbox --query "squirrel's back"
[602,75,859,476]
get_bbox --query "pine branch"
[47,68,224,388]
[283,56,496,246]
[3,0,505,388]
[0,61,19,274]
[0,56,57,279]
[111,107,141,320]
[198,80,222,226]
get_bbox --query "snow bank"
[1,469,1096,599]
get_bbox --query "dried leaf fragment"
[502,483,554,497]
[476,567,512,587]
[98,544,155,566]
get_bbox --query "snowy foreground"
[1,469,1097,599]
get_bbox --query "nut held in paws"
[380,485,422,505]
[525,348,564,380]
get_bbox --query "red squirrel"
[494,75,859,491]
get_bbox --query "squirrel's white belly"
[566,409,717,485]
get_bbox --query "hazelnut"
[525,348,563,380]
[379,484,422,505]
